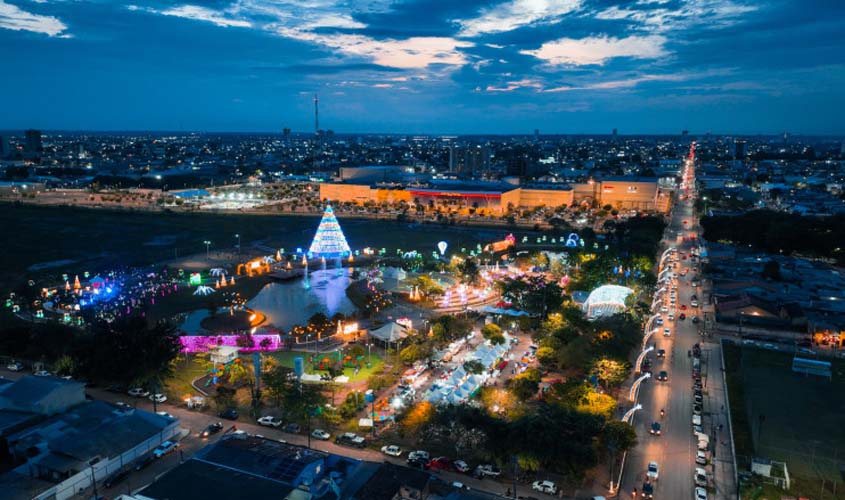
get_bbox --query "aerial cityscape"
[1,1,844,500]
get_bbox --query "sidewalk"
[703,339,738,500]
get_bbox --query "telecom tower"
[314,94,319,136]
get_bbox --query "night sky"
[1,0,843,134]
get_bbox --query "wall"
[516,188,574,209]
[597,180,659,210]
[319,183,373,204]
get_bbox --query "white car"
[6,362,23,372]
[408,450,430,462]
[693,414,702,426]
[311,429,331,440]
[696,450,708,465]
[655,318,664,326]
[381,445,402,457]
[257,416,283,427]
[647,461,659,481]
[532,480,558,494]
[149,393,167,403]
[694,467,708,487]
[128,388,150,398]
[33,370,51,377]
[695,486,708,500]
[660,306,668,313]
[668,313,675,321]
[663,328,671,336]
[152,440,178,458]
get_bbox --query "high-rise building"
[24,129,42,153]
[534,129,540,142]
[282,128,291,143]
[682,130,689,136]
[734,140,747,160]
[0,136,10,158]
[449,144,489,175]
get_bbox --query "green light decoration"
[189,273,202,286]
[308,204,351,258]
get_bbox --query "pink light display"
[179,334,282,353]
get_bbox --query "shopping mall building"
[319,177,673,214]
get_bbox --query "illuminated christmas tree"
[308,204,351,258]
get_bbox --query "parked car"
[335,432,366,448]
[134,453,155,471]
[408,450,430,462]
[6,361,23,372]
[218,407,239,420]
[696,450,708,465]
[149,393,167,403]
[695,486,708,500]
[407,457,431,470]
[33,370,51,377]
[201,422,223,438]
[679,313,687,320]
[156,411,174,419]
[694,467,708,486]
[474,464,501,478]
[103,468,131,488]
[128,387,149,398]
[381,445,402,457]
[453,460,470,473]
[647,461,659,481]
[257,416,283,427]
[311,429,331,441]
[283,422,301,434]
[429,457,452,472]
[532,480,558,494]
[152,440,178,458]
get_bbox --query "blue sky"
[1,0,843,134]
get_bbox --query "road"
[621,154,736,500]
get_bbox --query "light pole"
[204,240,212,261]
[235,233,241,258]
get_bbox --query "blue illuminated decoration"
[565,233,580,248]
[308,204,351,258]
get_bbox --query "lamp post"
[203,240,212,261]
[235,233,241,258]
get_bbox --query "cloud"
[595,0,757,33]
[276,29,473,69]
[486,79,543,92]
[152,5,252,28]
[457,0,582,37]
[544,73,689,92]
[0,0,67,36]
[522,34,668,66]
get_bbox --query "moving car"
[152,440,178,458]
[381,445,402,457]
[664,328,671,337]
[656,349,666,358]
[679,313,687,320]
[657,370,668,381]
[647,461,659,481]
[149,393,167,403]
[200,422,223,438]
[532,480,558,494]
[128,387,149,398]
[219,407,239,420]
[692,316,700,324]
[650,422,661,435]
[311,429,331,441]
[257,416,283,427]
[642,481,654,499]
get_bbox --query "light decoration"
[189,273,203,286]
[342,322,359,334]
[73,275,81,290]
[179,334,281,353]
[308,204,351,258]
[396,317,413,329]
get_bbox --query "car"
[152,440,178,458]
[149,393,167,403]
[693,414,702,426]
[694,394,703,404]
[691,300,699,307]
[663,328,671,336]
[694,467,708,486]
[311,429,331,440]
[798,347,816,356]
[668,313,675,321]
[681,304,688,310]
[647,461,659,481]
[656,317,664,326]
[474,464,501,478]
[156,411,175,419]
[650,422,661,435]
[134,453,155,471]
[656,349,666,358]
[429,457,452,471]
[692,315,700,324]
[408,450,430,463]
[642,481,654,499]
[453,460,470,473]
[336,432,366,448]
[257,416,283,427]
[407,457,431,470]
[693,404,702,415]
[33,370,51,377]
[696,450,708,465]
[128,387,149,398]
[532,480,558,494]
[657,370,668,381]
[103,468,131,488]
[381,445,402,457]
[6,361,23,372]
[200,421,223,438]
[283,422,301,434]
[218,407,239,420]
[693,424,704,435]
[660,306,668,313]
[679,313,687,320]
[695,486,708,500]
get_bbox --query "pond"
[245,267,358,331]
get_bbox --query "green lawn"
[724,341,845,498]
[268,350,384,383]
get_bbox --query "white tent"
[210,268,225,277]
[193,286,216,296]
[368,322,409,347]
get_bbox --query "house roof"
[198,435,325,484]
[138,459,294,500]
[350,462,431,500]
[368,322,409,343]
[0,376,83,409]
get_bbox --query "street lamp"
[235,234,241,258]
[203,240,212,261]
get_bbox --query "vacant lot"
[0,203,499,290]
[724,342,845,497]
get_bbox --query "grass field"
[269,350,384,383]
[724,342,845,498]
[0,203,502,291]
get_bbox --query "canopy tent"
[368,322,409,348]
[583,284,634,319]
[193,286,216,296]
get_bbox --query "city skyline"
[1,0,844,134]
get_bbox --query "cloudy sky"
[1,0,843,134]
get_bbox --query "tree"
[599,420,638,481]
[463,360,485,375]
[535,346,558,368]
[456,258,480,285]
[399,401,435,438]
[592,358,630,389]
[400,343,430,364]
[481,324,502,341]
[508,367,541,401]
